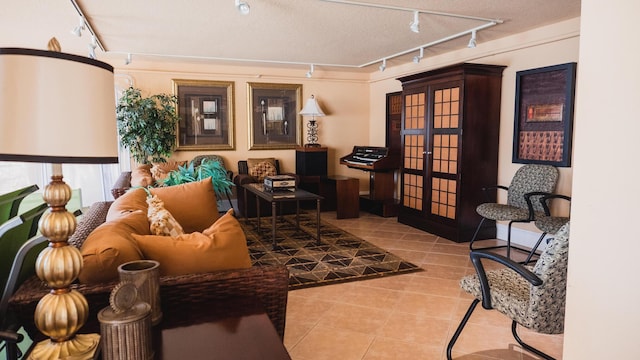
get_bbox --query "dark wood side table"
[153,296,291,360]
[322,176,359,219]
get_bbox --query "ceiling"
[2,0,580,73]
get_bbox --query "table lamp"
[299,95,326,147]
[0,47,118,359]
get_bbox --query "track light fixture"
[88,35,97,59]
[410,11,420,33]
[379,59,386,72]
[71,16,85,37]
[413,47,424,64]
[88,46,96,59]
[468,30,477,48]
[306,64,315,78]
[235,0,250,15]
[125,53,132,65]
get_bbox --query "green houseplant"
[116,87,181,164]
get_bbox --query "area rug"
[239,212,423,290]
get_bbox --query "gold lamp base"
[28,334,100,360]
[28,167,101,359]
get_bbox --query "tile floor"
[283,211,564,360]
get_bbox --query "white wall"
[563,1,640,358]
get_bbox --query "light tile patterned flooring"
[283,211,563,360]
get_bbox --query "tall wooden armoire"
[397,63,506,242]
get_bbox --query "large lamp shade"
[0,48,118,163]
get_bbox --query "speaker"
[296,147,327,176]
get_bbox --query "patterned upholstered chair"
[447,222,570,360]
[522,193,571,264]
[470,164,559,259]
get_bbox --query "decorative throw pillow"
[150,177,219,233]
[106,187,148,221]
[130,164,154,187]
[150,161,187,183]
[146,194,184,237]
[79,210,148,284]
[248,159,277,182]
[132,209,251,276]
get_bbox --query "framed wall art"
[247,82,302,150]
[173,79,235,150]
[512,62,577,167]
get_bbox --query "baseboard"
[496,223,549,252]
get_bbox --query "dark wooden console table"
[153,296,291,360]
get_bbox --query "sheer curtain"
[0,162,121,208]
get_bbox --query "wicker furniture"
[8,201,289,342]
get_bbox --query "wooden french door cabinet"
[397,63,506,242]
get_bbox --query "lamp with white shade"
[0,47,118,359]
[299,95,326,148]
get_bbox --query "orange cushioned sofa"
[8,178,289,340]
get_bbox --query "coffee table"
[242,183,322,250]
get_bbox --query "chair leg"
[469,218,486,251]
[511,321,555,360]
[225,191,234,212]
[506,220,514,258]
[446,298,480,360]
[523,232,546,265]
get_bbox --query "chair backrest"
[507,164,558,211]
[527,222,570,334]
[0,203,48,296]
[190,155,226,169]
[237,160,282,175]
[0,185,39,226]
[0,235,48,323]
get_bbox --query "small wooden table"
[153,296,291,360]
[242,183,322,250]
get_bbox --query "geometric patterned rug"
[239,212,423,290]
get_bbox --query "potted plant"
[116,87,181,164]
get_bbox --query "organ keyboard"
[339,146,400,171]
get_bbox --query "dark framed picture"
[247,82,302,150]
[512,62,577,167]
[173,79,235,150]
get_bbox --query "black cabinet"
[295,146,327,176]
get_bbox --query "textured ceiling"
[1,0,580,72]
